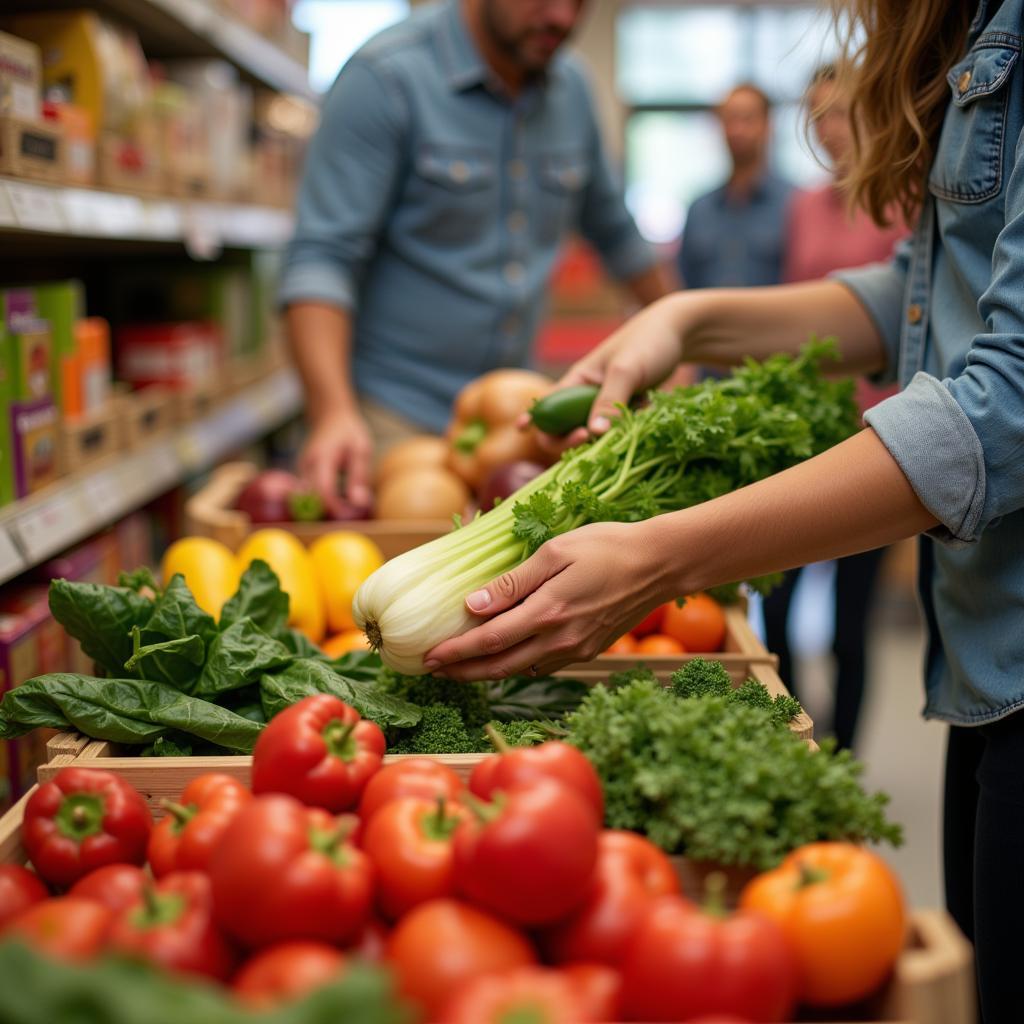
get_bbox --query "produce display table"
[0,784,975,1024]
[185,461,453,560]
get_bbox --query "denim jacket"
[835,0,1024,724]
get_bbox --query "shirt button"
[507,210,527,233]
[449,160,470,184]
[504,261,525,285]
[957,69,973,94]
[508,159,527,181]
[907,303,923,325]
[502,315,521,335]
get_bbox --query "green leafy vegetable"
[485,674,591,721]
[123,626,205,676]
[389,704,477,755]
[219,559,289,637]
[481,719,546,749]
[260,658,421,730]
[380,672,492,730]
[193,618,293,698]
[134,575,218,689]
[564,677,900,868]
[0,675,262,753]
[48,579,154,677]
[669,658,803,729]
[0,941,411,1024]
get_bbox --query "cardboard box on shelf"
[42,100,94,186]
[0,30,41,122]
[34,280,83,415]
[116,321,223,391]
[0,114,64,182]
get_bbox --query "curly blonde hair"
[834,0,974,226]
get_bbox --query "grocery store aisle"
[795,594,946,909]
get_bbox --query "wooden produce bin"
[0,784,976,1024]
[185,461,453,561]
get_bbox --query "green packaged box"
[35,280,85,414]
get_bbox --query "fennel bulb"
[354,340,859,674]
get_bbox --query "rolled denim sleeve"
[572,75,656,281]
[278,57,408,311]
[830,236,912,385]
[863,132,1024,545]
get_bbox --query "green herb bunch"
[564,677,901,869]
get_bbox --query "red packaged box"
[115,321,223,390]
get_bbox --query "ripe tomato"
[7,897,112,961]
[0,865,48,930]
[363,796,469,920]
[386,899,535,1019]
[620,893,798,1022]
[632,604,666,638]
[359,759,464,822]
[234,942,347,1008]
[740,842,906,1007]
[561,963,623,1021]
[662,593,727,652]
[603,634,638,655]
[636,634,686,655]
[320,630,373,657]
[69,864,147,914]
[440,966,598,1023]
[541,830,679,966]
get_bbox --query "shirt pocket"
[535,149,590,243]
[928,40,1020,204]
[410,144,496,246]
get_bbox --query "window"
[292,0,410,94]
[618,5,841,243]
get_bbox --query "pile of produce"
[234,468,371,525]
[603,591,727,656]
[0,698,909,1023]
[355,340,860,673]
[163,529,385,649]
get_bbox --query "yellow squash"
[237,528,326,642]
[161,537,240,619]
[309,532,385,633]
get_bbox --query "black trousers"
[944,713,1024,1024]
[762,547,886,750]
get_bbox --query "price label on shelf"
[12,489,95,563]
[0,185,16,228]
[82,468,126,524]
[6,181,65,232]
[0,529,25,584]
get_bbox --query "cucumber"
[529,385,600,435]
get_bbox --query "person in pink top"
[762,64,909,752]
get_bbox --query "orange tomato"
[603,634,639,655]
[320,630,372,657]
[661,594,726,652]
[739,842,906,1007]
[635,634,686,655]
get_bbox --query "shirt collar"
[718,170,775,206]
[437,0,490,92]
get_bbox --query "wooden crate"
[0,784,975,1024]
[185,461,453,561]
[58,402,125,472]
[116,386,178,449]
[0,116,64,183]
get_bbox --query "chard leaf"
[124,629,205,674]
[0,674,262,752]
[193,618,293,698]
[136,575,218,690]
[48,579,154,677]
[260,658,421,730]
[220,560,290,638]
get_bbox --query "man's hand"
[300,408,374,508]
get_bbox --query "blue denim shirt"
[678,173,793,290]
[836,0,1024,724]
[279,1,655,432]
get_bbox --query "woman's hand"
[525,295,692,454]
[423,521,675,680]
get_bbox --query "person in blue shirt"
[678,84,793,292]
[427,1,1024,1016]
[280,0,669,507]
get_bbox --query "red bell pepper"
[359,757,464,822]
[541,829,680,965]
[469,735,603,824]
[209,794,373,949]
[251,695,386,812]
[147,773,250,877]
[440,966,600,1024]
[7,896,112,960]
[453,778,599,926]
[69,864,148,914]
[108,871,236,981]
[23,767,152,887]
[0,865,48,930]
[620,880,799,1023]
[362,795,469,920]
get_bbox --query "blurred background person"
[280,0,670,507]
[762,63,908,751]
[677,83,793,294]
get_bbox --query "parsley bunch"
[511,338,859,594]
[564,677,901,869]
